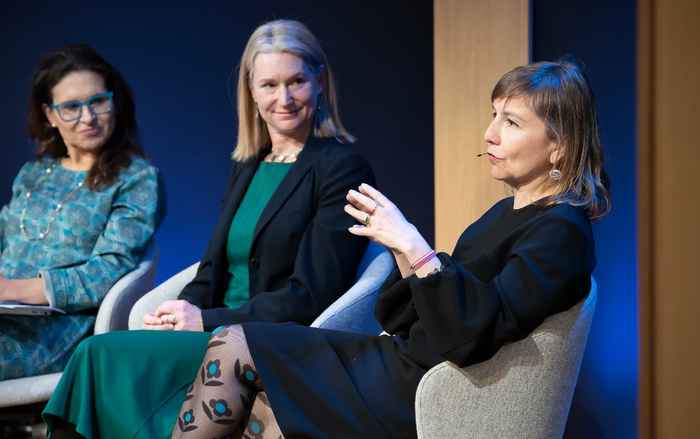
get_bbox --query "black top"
[179,138,375,330]
[376,197,595,368]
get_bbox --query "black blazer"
[179,137,375,330]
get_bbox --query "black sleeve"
[200,151,375,329]
[177,259,215,309]
[408,215,593,367]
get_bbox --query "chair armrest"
[311,242,394,333]
[94,243,159,334]
[415,283,597,439]
[415,358,569,439]
[0,372,63,408]
[128,262,200,330]
[415,361,478,439]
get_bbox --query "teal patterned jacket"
[0,156,160,380]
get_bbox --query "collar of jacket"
[218,135,335,256]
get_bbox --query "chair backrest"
[94,239,159,333]
[415,278,598,439]
[128,261,200,330]
[311,241,394,334]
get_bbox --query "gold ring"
[363,214,371,226]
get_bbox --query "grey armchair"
[414,278,597,439]
[0,241,159,409]
[129,241,394,335]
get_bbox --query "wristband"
[410,250,436,271]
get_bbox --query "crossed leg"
[170,325,284,439]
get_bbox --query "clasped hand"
[143,299,204,331]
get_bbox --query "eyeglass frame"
[48,91,114,122]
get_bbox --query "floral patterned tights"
[171,325,284,439]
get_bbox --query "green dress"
[43,162,291,438]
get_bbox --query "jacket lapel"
[251,138,324,249]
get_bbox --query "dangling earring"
[549,168,562,181]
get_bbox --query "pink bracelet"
[410,250,436,271]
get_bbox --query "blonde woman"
[44,19,373,438]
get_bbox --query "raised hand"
[344,183,421,254]
[345,183,440,278]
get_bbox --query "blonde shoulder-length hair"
[232,19,355,162]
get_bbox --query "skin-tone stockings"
[171,325,284,439]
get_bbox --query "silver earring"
[549,168,562,181]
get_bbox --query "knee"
[72,332,120,360]
[210,324,246,344]
[73,334,99,356]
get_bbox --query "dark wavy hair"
[27,44,144,190]
[492,60,611,219]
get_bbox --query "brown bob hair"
[27,44,144,190]
[492,60,611,219]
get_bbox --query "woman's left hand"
[345,183,424,256]
[151,299,204,332]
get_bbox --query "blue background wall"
[2,2,637,438]
[533,1,638,437]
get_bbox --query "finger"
[346,190,378,212]
[153,301,171,316]
[159,314,176,324]
[358,183,392,207]
[143,313,162,325]
[347,224,372,236]
[344,204,371,224]
[154,300,180,316]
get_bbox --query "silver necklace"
[264,151,299,163]
[19,163,85,241]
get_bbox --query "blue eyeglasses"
[49,91,114,122]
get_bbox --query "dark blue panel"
[533,1,638,438]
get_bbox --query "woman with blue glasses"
[0,45,161,381]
